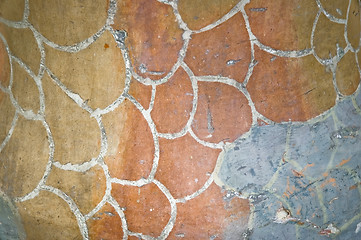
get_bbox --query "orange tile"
[185,13,251,83]
[336,51,360,95]
[128,78,153,110]
[346,0,361,50]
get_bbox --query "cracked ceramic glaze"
[0,0,360,239]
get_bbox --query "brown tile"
[111,183,171,237]
[170,183,250,239]
[29,0,108,46]
[248,46,336,122]
[192,81,252,143]
[45,31,125,110]
[336,51,360,95]
[113,0,183,80]
[185,13,251,83]
[11,61,40,112]
[103,99,154,180]
[88,203,124,239]
[178,0,239,30]
[0,24,40,74]
[246,0,317,50]
[347,0,361,50]
[47,165,106,215]
[314,13,347,59]
[151,68,193,133]
[0,35,10,87]
[0,92,15,144]
[319,0,348,18]
[0,116,48,197]
[43,74,100,165]
[0,0,25,21]
[16,191,82,239]
[156,134,220,199]
[128,78,152,110]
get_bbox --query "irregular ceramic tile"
[128,78,152,110]
[43,74,100,165]
[156,134,220,199]
[47,165,106,215]
[347,0,361,50]
[248,46,335,122]
[246,0,317,50]
[319,0,348,19]
[103,99,154,181]
[177,0,239,30]
[314,13,347,59]
[170,183,249,239]
[45,31,125,110]
[0,92,15,144]
[151,68,193,133]
[0,35,10,87]
[113,0,183,80]
[112,183,171,237]
[16,191,82,239]
[192,81,252,143]
[336,51,360,95]
[0,0,24,21]
[88,203,123,239]
[0,116,48,198]
[185,13,251,83]
[11,61,40,113]
[0,24,40,74]
[29,0,108,46]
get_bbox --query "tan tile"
[0,35,10,87]
[151,68,193,133]
[29,0,108,46]
[0,116,49,197]
[16,191,82,240]
[320,0,348,18]
[113,0,183,80]
[47,165,106,215]
[245,0,317,50]
[314,13,347,59]
[0,0,25,21]
[346,0,361,50]
[0,92,15,144]
[185,13,251,83]
[156,134,220,199]
[42,74,100,165]
[0,24,40,74]
[45,31,125,110]
[178,0,239,30]
[336,51,360,95]
[11,61,40,112]
[128,78,152,109]
[112,183,171,237]
[170,183,250,239]
[192,82,252,143]
[88,203,124,239]
[248,46,336,122]
[103,99,154,180]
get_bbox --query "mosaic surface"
[0,0,360,239]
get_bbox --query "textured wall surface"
[0,0,361,239]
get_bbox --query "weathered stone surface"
[314,13,347,59]
[103,99,154,180]
[0,92,14,145]
[113,0,183,80]
[128,78,152,110]
[17,191,82,239]
[347,0,361,50]
[319,0,348,19]
[88,203,123,239]
[112,183,171,237]
[151,68,193,133]
[192,81,252,143]
[29,0,108,46]
[0,24,40,74]
[170,183,250,239]
[185,13,251,83]
[248,46,335,122]
[0,116,48,198]
[156,134,220,199]
[0,35,10,88]
[43,74,100,165]
[0,0,24,21]
[11,61,40,112]
[178,0,239,30]
[47,165,106,215]
[45,31,125,110]
[246,0,317,50]
[336,51,360,96]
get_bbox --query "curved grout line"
[0,112,18,152]
[188,127,224,149]
[107,196,129,240]
[315,0,347,24]
[175,176,214,203]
